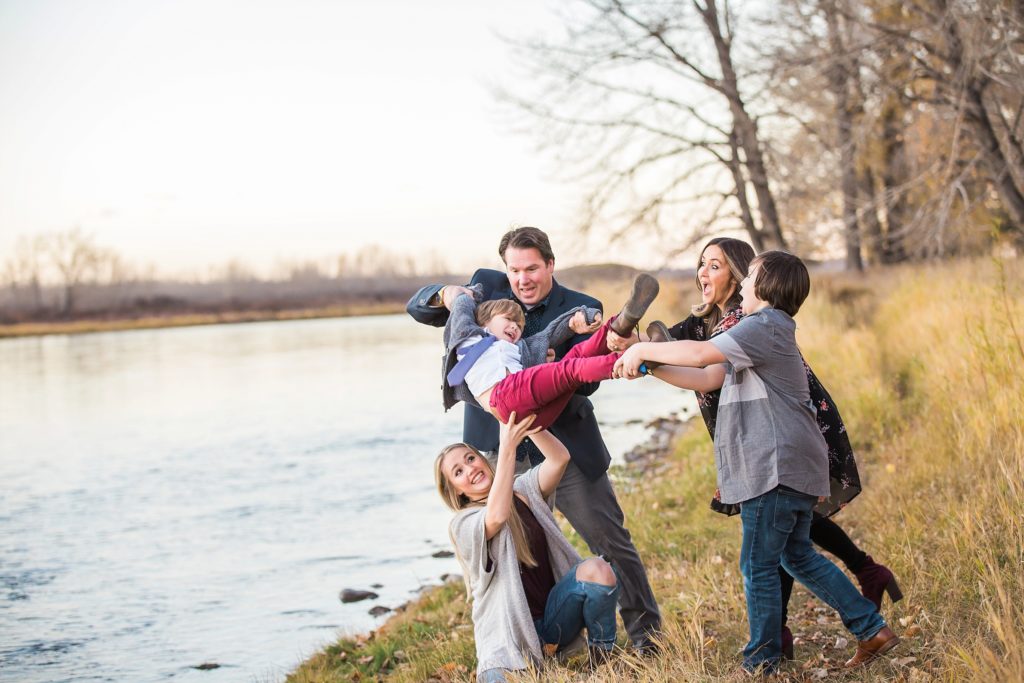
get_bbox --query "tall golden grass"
[287,256,1023,682]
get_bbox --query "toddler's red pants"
[489,318,619,430]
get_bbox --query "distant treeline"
[0,231,679,326]
[0,229,463,324]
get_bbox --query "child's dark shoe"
[638,320,672,374]
[611,273,659,337]
[645,320,671,342]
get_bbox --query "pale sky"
[0,0,660,277]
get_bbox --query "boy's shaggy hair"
[475,299,526,328]
[751,250,811,316]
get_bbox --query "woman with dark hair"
[631,237,901,659]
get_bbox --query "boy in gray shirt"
[615,251,898,675]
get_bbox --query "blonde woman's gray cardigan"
[449,466,584,673]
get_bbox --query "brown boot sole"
[611,273,659,336]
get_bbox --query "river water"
[0,314,690,683]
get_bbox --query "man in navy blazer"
[407,226,661,649]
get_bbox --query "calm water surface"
[0,314,690,683]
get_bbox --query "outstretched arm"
[484,412,541,540]
[531,431,571,499]
[648,364,726,393]
[519,306,601,367]
[447,287,486,343]
[407,283,475,327]
[615,339,726,379]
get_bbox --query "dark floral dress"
[667,308,861,517]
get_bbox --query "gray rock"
[192,662,220,670]
[368,605,391,617]
[339,588,379,603]
[431,550,455,558]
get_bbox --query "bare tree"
[823,0,866,270]
[868,0,1024,234]
[3,235,47,311]
[761,0,1023,262]
[758,0,876,267]
[42,228,104,315]
[503,0,788,257]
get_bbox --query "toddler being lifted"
[442,274,659,430]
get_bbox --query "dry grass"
[287,256,1023,683]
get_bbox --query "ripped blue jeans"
[477,561,620,683]
[534,560,620,651]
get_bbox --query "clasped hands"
[613,344,648,379]
[606,328,646,379]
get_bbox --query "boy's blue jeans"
[535,560,620,651]
[739,487,885,673]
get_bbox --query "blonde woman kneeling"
[436,412,619,682]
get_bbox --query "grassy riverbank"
[288,257,1023,682]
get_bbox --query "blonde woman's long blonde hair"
[435,443,538,570]
[691,237,756,335]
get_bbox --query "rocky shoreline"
[621,413,693,473]
[284,409,698,681]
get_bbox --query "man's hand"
[545,348,556,363]
[440,285,474,310]
[606,328,639,353]
[569,310,602,335]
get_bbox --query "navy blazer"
[407,268,611,481]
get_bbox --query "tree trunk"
[61,285,75,317]
[700,0,787,250]
[879,98,909,262]
[30,277,44,312]
[857,167,887,265]
[940,8,1024,229]
[965,85,1024,229]
[727,129,764,250]
[824,0,863,270]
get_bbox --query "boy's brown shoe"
[844,626,899,667]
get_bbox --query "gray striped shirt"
[708,308,830,505]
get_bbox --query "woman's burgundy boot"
[854,556,903,610]
[780,625,795,661]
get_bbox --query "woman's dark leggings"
[780,513,869,626]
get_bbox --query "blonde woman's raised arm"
[532,430,571,499]
[484,412,540,540]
